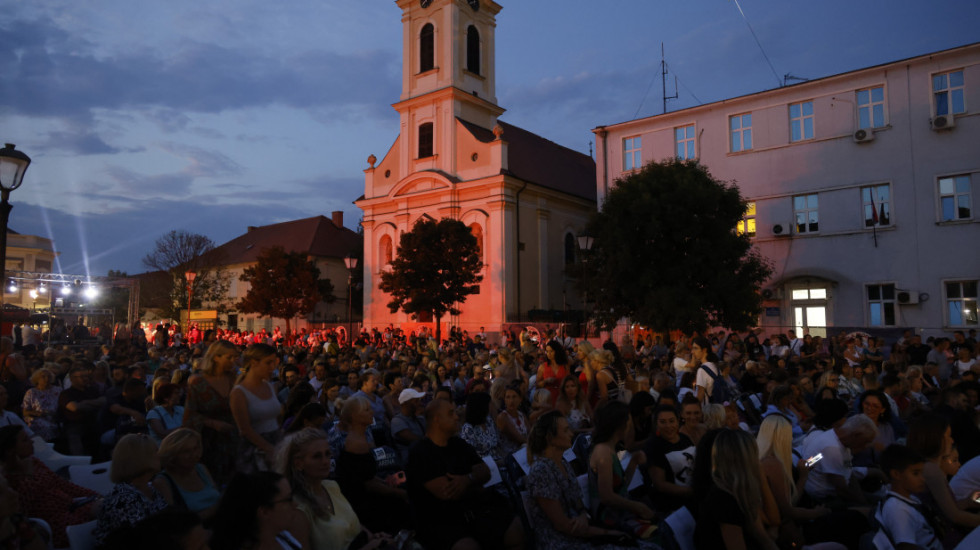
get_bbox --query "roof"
[205,215,361,266]
[458,118,596,202]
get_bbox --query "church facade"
[356,0,596,338]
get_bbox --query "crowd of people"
[0,321,978,549]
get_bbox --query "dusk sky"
[1,0,978,277]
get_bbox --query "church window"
[420,23,434,73]
[418,123,434,158]
[469,223,484,262]
[379,235,393,267]
[564,233,575,267]
[466,26,480,75]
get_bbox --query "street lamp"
[344,254,358,345]
[0,144,32,334]
[184,270,196,328]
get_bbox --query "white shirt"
[694,362,718,404]
[800,428,855,500]
[874,491,943,550]
[950,455,980,501]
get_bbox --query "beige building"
[3,230,58,310]
[357,0,596,338]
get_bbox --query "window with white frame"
[730,114,752,152]
[736,201,756,237]
[861,184,891,227]
[933,70,965,116]
[857,86,885,129]
[675,125,695,159]
[793,194,818,233]
[939,174,972,221]
[623,136,642,171]
[946,280,979,326]
[790,101,814,141]
[867,283,896,326]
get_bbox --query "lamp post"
[344,254,358,345]
[577,234,594,339]
[184,270,196,329]
[0,144,32,336]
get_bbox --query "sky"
[1,0,978,277]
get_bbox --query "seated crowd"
[0,322,978,549]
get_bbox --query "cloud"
[37,130,142,155]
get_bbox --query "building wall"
[595,44,980,336]
[3,233,58,310]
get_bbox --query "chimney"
[247,226,257,232]
[331,211,344,228]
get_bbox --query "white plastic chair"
[32,436,90,473]
[65,520,97,550]
[68,461,113,495]
[662,506,696,550]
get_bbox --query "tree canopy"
[236,246,333,334]
[378,217,483,343]
[576,158,772,335]
[142,230,227,321]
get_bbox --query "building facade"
[356,0,596,337]
[3,231,58,310]
[594,43,980,337]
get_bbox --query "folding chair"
[68,461,113,495]
[65,520,98,550]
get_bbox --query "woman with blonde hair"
[230,343,283,473]
[93,434,169,546]
[695,429,778,550]
[156,428,221,519]
[182,339,240,485]
[21,368,59,441]
[274,428,391,550]
[593,349,634,409]
[701,403,726,430]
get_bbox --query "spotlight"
[38,284,46,294]
[61,284,71,296]
[84,286,98,299]
[29,290,38,300]
[6,280,15,293]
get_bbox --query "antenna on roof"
[783,73,809,86]
[589,140,593,158]
[662,43,678,114]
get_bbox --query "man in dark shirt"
[57,366,105,456]
[405,398,523,550]
[906,334,931,366]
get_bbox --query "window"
[736,201,756,237]
[793,194,818,233]
[418,122,433,158]
[730,114,752,152]
[867,284,896,326]
[790,101,814,141]
[466,26,480,75]
[939,175,971,221]
[564,233,575,267]
[623,136,642,171]
[933,70,965,116]
[420,23,434,73]
[857,86,885,129]
[379,235,393,267]
[946,280,979,326]
[861,184,891,227]
[675,125,695,159]
[469,223,484,261]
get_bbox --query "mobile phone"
[804,453,823,468]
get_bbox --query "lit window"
[790,101,814,141]
[736,201,756,237]
[793,194,818,233]
[933,70,965,116]
[861,184,891,227]
[730,114,752,152]
[675,125,695,159]
[420,23,434,73]
[623,136,642,171]
[791,288,827,300]
[418,123,434,158]
[946,281,979,326]
[857,86,885,129]
[867,284,896,326]
[939,175,971,221]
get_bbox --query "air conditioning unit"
[771,222,792,236]
[931,114,956,131]
[853,128,875,143]
[761,288,783,300]
[896,290,919,305]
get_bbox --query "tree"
[378,218,483,343]
[236,246,333,335]
[576,158,772,336]
[142,230,229,321]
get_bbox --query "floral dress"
[92,482,167,546]
[460,422,501,459]
[21,387,60,441]
[181,375,239,486]
[497,411,527,457]
[10,458,97,548]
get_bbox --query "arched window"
[466,26,480,75]
[469,223,484,262]
[379,235,393,267]
[418,122,434,158]
[564,233,575,267]
[420,23,434,73]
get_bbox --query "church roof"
[458,119,596,202]
[205,215,360,266]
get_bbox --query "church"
[356,0,596,340]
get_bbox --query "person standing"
[230,343,283,473]
[182,340,240,486]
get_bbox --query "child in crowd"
[873,444,943,550]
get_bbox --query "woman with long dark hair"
[537,341,569,407]
[210,471,308,550]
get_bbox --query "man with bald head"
[405,398,523,550]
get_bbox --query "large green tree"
[378,218,483,343]
[142,230,228,321]
[236,246,333,335]
[576,158,772,336]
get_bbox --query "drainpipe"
[515,181,527,322]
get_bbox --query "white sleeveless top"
[236,382,281,434]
